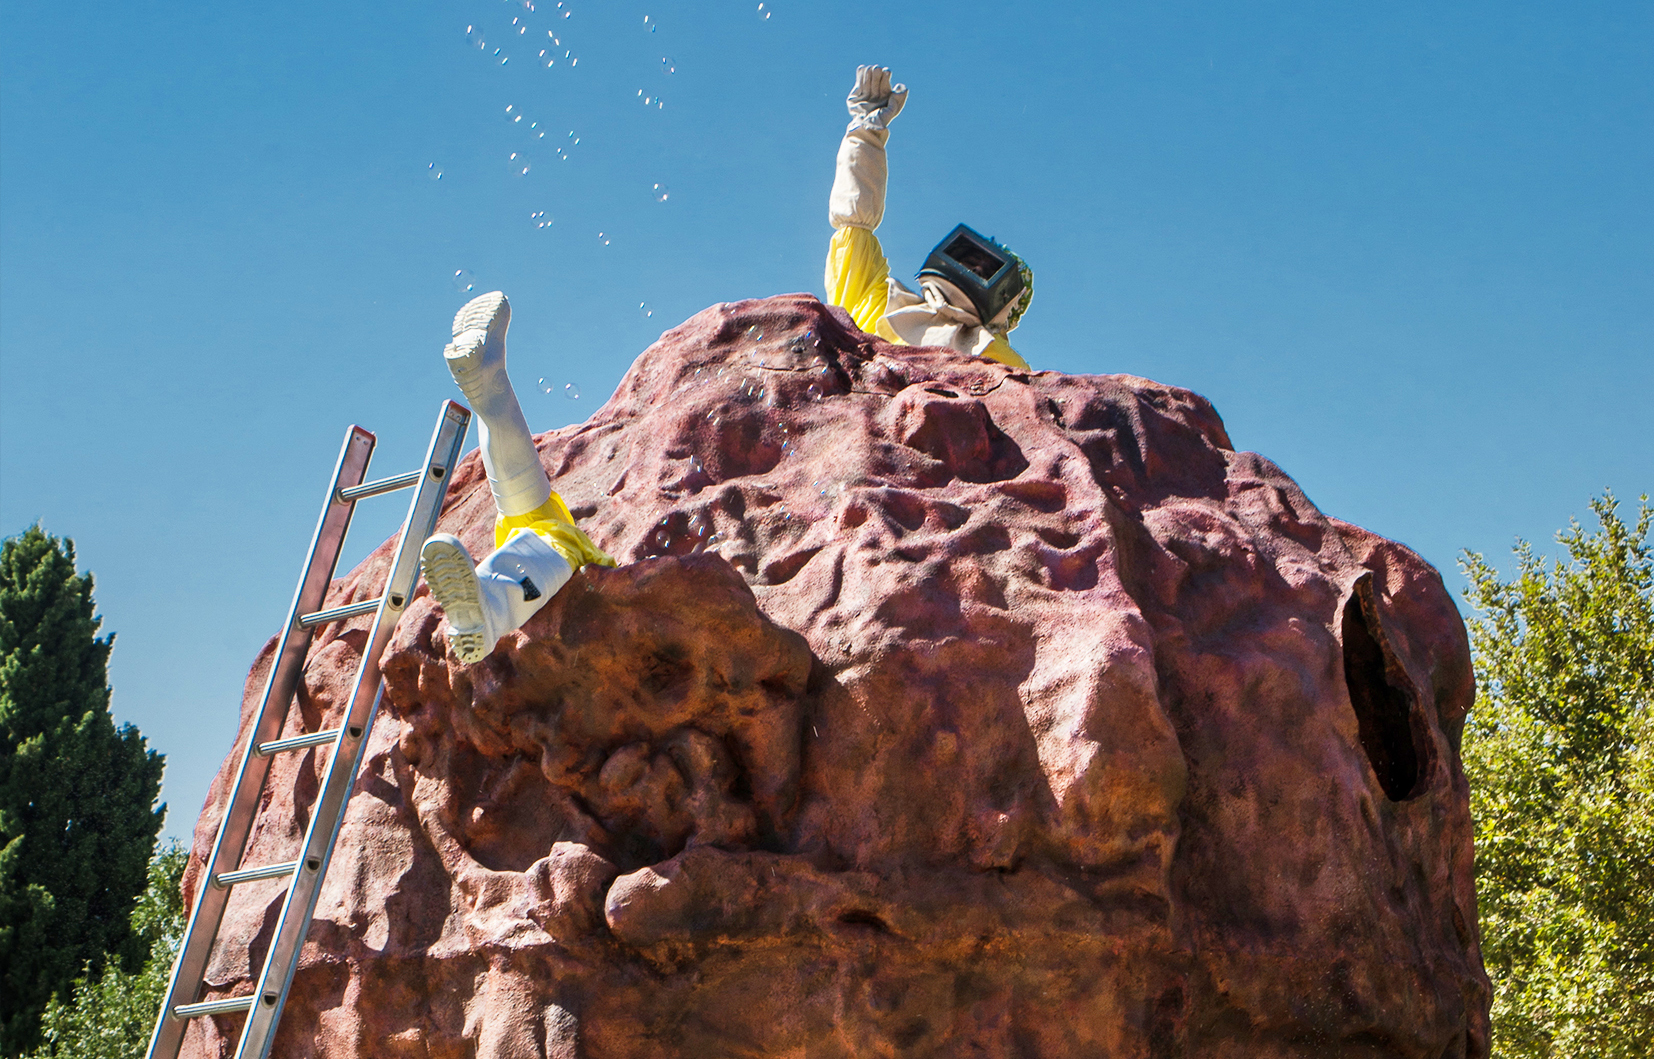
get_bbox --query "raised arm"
[828,65,907,231]
[825,67,906,332]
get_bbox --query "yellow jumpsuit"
[497,492,615,570]
[824,227,1030,370]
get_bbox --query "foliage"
[1461,493,1654,1057]
[22,841,187,1059]
[0,527,166,1054]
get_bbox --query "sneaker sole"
[420,537,492,664]
[453,291,508,339]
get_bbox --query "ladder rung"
[337,469,425,502]
[256,728,341,756]
[174,995,255,1018]
[298,596,382,628]
[213,861,299,889]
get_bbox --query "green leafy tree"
[24,842,186,1059]
[1462,493,1654,1057]
[0,527,166,1054]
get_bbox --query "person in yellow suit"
[825,65,1033,369]
[419,291,615,664]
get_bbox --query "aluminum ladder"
[147,400,471,1059]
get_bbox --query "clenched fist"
[846,65,907,130]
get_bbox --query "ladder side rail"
[147,426,377,1059]
[236,401,471,1059]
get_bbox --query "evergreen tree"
[24,842,187,1059]
[1462,493,1654,1057]
[0,527,165,1054]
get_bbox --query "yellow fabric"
[825,225,1030,370]
[980,335,1031,370]
[494,491,615,570]
[825,226,890,334]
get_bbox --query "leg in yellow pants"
[419,292,613,664]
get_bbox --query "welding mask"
[917,224,1031,333]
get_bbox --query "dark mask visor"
[917,224,1026,327]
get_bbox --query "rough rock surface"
[181,294,1491,1058]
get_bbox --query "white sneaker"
[444,291,511,412]
[420,534,494,664]
[421,530,575,664]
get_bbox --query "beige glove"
[829,65,908,231]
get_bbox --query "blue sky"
[2,0,1649,839]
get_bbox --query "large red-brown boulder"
[180,294,1490,1058]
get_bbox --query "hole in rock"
[1341,586,1426,801]
[761,545,822,586]
[836,909,893,934]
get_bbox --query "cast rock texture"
[181,294,1491,1058]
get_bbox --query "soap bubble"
[564,383,580,400]
[427,162,443,180]
[649,519,672,552]
[466,24,485,48]
[451,269,476,294]
[597,232,610,245]
[689,455,705,480]
[538,377,554,394]
[757,2,770,18]
[639,302,653,317]
[531,210,551,229]
[805,381,823,402]
[643,13,656,31]
[662,56,675,73]
[746,326,764,341]
[653,183,669,202]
